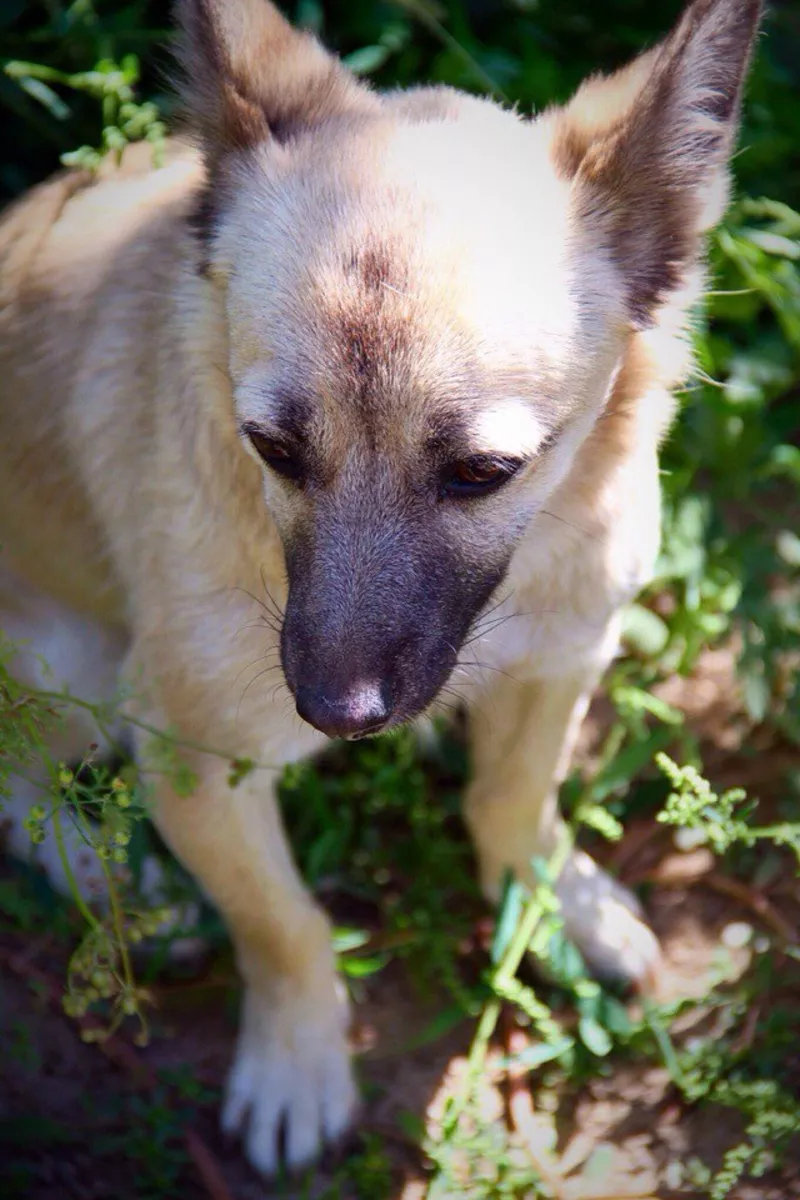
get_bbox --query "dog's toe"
[555,849,663,993]
[222,983,358,1177]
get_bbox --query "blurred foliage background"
[1,0,800,201]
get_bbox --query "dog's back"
[0,142,204,619]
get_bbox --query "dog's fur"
[0,0,762,1175]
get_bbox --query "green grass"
[1,2,800,1198]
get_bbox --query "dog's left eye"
[244,427,302,482]
[441,457,520,499]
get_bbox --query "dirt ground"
[1,648,799,1200]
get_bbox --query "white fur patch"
[222,977,357,1175]
[468,400,552,458]
[556,849,662,989]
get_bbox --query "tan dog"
[0,0,761,1175]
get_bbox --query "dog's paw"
[555,849,662,992]
[222,980,358,1177]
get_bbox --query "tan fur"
[0,0,761,1175]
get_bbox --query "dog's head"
[176,0,761,738]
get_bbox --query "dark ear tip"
[679,0,764,39]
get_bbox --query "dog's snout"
[295,680,391,740]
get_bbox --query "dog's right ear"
[548,0,763,329]
[174,0,375,169]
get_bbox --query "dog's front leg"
[134,735,356,1175]
[464,669,661,990]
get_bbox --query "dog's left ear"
[174,0,377,171]
[550,0,763,329]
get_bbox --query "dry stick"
[731,1001,762,1056]
[635,868,797,944]
[704,872,798,944]
[184,1130,237,1200]
[500,1017,661,1200]
[606,819,666,876]
[501,1013,563,1196]
[436,834,573,1200]
[0,944,235,1200]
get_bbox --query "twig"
[705,872,797,945]
[731,1001,762,1055]
[501,1015,563,1196]
[440,833,574,1136]
[185,1129,236,1200]
[607,819,665,877]
[633,865,797,944]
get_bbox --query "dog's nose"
[294,681,391,739]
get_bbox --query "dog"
[0,0,762,1176]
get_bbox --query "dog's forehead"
[230,109,611,445]
[303,116,580,343]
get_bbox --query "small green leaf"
[396,1110,426,1141]
[622,603,670,657]
[332,927,371,954]
[741,229,800,259]
[404,1005,471,1051]
[340,953,389,977]
[578,1015,613,1056]
[499,1036,574,1070]
[742,670,771,722]
[600,995,634,1038]
[343,45,391,75]
[17,77,70,120]
[227,756,256,787]
[776,530,800,567]
[575,802,624,842]
[492,874,525,963]
[296,0,324,33]
[591,726,675,800]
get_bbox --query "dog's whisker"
[477,592,515,626]
[235,583,285,631]
[234,618,281,639]
[538,508,598,540]
[465,594,513,642]
[456,658,521,684]
[438,678,467,707]
[232,651,281,691]
[237,663,285,719]
[259,565,286,626]
[270,680,294,710]
[433,685,464,717]
[465,606,562,646]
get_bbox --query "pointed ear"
[174,0,375,168]
[550,0,763,328]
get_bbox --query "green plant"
[4,53,166,171]
[657,751,800,863]
[1,2,799,1197]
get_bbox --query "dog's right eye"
[244,426,302,482]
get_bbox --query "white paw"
[555,850,662,991]
[222,980,358,1176]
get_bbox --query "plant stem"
[440,831,573,1136]
[52,801,103,933]
[30,685,274,769]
